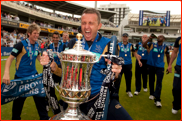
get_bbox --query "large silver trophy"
[51,33,97,120]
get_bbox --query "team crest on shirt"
[94,45,102,53]
[34,51,38,56]
[154,44,157,47]
[153,48,158,52]
[120,48,129,52]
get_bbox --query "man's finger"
[42,51,48,56]
[112,69,121,73]
[3,80,6,85]
[7,80,10,85]
[106,59,111,64]
[112,64,121,69]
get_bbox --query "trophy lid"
[60,33,97,63]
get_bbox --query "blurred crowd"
[1,12,20,21]
[1,29,57,49]
[1,29,24,47]
[10,1,117,28]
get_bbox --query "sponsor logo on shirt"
[12,48,18,53]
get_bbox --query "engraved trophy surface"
[51,33,97,120]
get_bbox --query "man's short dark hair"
[52,31,60,37]
[82,8,101,24]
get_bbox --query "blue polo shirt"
[118,42,135,65]
[11,39,39,77]
[147,42,169,68]
[48,42,64,65]
[160,18,165,24]
[136,42,148,60]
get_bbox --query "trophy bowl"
[51,33,97,120]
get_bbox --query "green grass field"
[1,56,181,120]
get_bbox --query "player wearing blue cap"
[116,33,142,97]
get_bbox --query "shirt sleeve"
[63,44,66,51]
[47,45,50,49]
[135,44,139,50]
[131,44,135,52]
[68,38,76,49]
[165,46,170,54]
[11,42,23,57]
[174,37,180,48]
[147,42,152,49]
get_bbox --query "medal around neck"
[51,33,97,120]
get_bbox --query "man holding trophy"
[40,8,132,120]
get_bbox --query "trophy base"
[50,106,90,120]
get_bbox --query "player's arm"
[2,55,16,85]
[167,47,178,73]
[133,52,142,67]
[143,38,151,49]
[2,42,23,85]
[167,37,180,73]
[165,46,170,66]
[40,51,62,77]
[143,34,156,48]
[170,47,178,65]
[132,44,142,67]
[170,37,180,65]
[51,62,62,77]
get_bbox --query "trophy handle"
[93,59,100,63]
[54,83,60,92]
[57,52,62,58]
[92,54,112,63]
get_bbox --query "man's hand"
[40,51,57,72]
[167,65,172,73]
[105,58,122,79]
[2,73,10,85]
[2,55,15,85]
[40,51,50,65]
[50,61,57,72]
[138,61,142,67]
